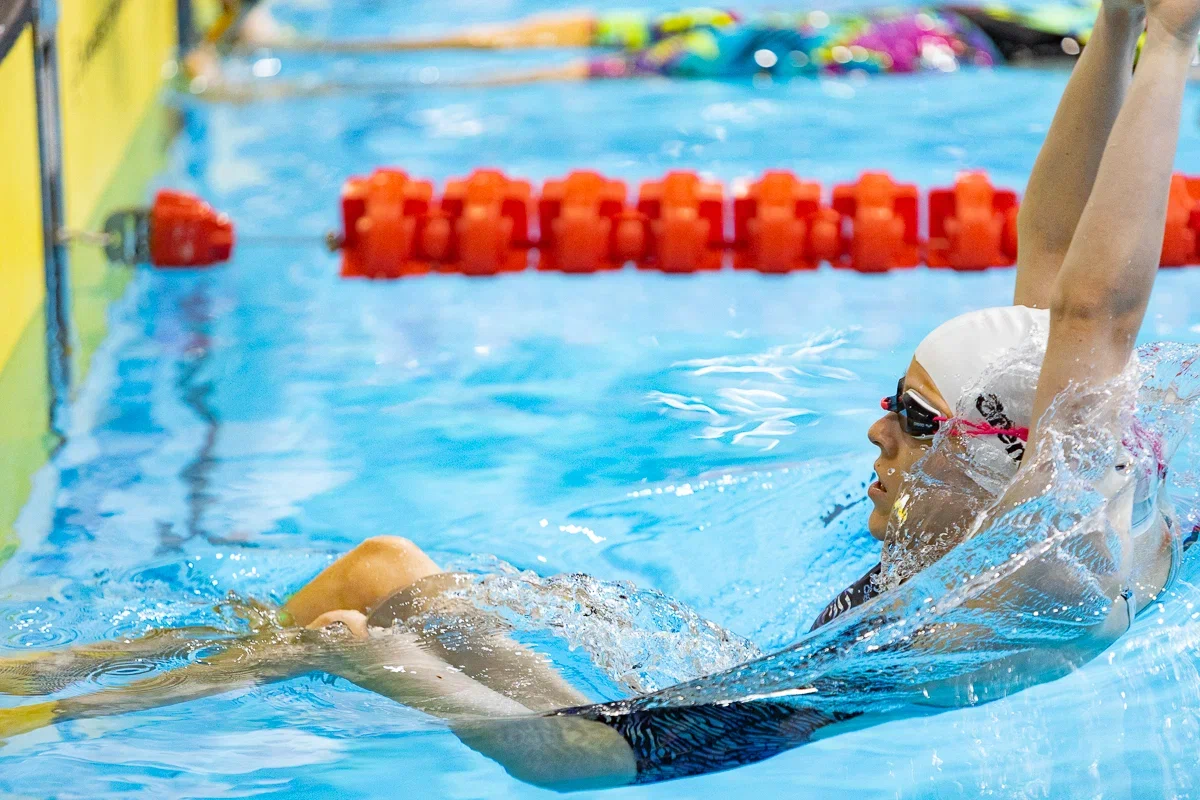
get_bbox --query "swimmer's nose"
[868,414,897,457]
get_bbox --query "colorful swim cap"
[914,305,1050,462]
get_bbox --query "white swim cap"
[914,306,1050,466]
[915,306,1050,413]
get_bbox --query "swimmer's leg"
[0,539,611,787]
[0,536,580,705]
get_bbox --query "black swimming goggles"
[881,378,944,439]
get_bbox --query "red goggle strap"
[936,416,1030,442]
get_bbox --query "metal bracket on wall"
[0,0,33,61]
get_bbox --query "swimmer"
[217,2,1108,89]
[182,0,286,88]
[5,0,1200,790]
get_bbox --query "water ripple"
[652,329,857,451]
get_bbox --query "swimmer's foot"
[0,702,56,741]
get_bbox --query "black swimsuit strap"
[809,562,882,632]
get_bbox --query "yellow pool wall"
[0,0,217,562]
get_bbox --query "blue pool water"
[8,1,1200,797]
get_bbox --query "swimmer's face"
[866,359,952,540]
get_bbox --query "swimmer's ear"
[0,701,57,742]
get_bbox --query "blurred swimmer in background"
[190,1,1120,95]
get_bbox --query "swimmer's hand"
[306,610,370,640]
[0,702,56,741]
[1147,0,1200,43]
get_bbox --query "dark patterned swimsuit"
[553,697,853,784]
[548,565,881,784]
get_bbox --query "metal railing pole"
[32,0,72,439]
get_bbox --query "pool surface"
[6,1,1200,797]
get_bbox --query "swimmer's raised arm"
[904,1,1200,672]
[1027,0,1198,433]
[1014,1,1145,308]
[973,1,1200,636]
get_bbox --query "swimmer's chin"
[867,480,890,540]
[867,507,887,541]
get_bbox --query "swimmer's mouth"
[869,469,887,498]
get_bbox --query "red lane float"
[340,169,433,278]
[635,171,725,272]
[129,168,1200,276]
[732,171,840,272]
[538,171,632,273]
[148,190,236,267]
[830,172,921,273]
[927,172,1019,271]
[425,169,533,276]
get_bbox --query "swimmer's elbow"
[1050,246,1159,325]
[1048,284,1143,342]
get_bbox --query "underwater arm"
[1014,3,1144,308]
[0,627,332,739]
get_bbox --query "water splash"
[416,554,762,695]
[614,341,1200,717]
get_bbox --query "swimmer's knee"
[353,535,424,562]
[343,536,441,597]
